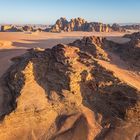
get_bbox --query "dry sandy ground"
[0,31,140,92]
[0,31,126,76]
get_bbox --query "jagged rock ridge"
[50,17,127,33]
[50,17,113,32]
[0,36,139,140]
[105,32,140,70]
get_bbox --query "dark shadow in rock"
[69,36,140,73]
[50,114,88,140]
[31,45,72,100]
[104,39,140,72]
[0,55,27,119]
[78,56,140,139]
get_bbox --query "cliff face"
[0,36,139,140]
[50,17,112,32]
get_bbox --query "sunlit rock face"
[50,17,113,32]
[0,36,140,140]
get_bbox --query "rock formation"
[0,36,139,140]
[69,36,109,61]
[22,25,34,32]
[50,17,112,32]
[0,25,40,32]
[1,25,22,32]
[124,31,140,39]
[111,23,126,32]
[123,24,140,30]
[105,32,140,70]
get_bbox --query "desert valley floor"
[0,31,130,77]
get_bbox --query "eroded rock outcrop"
[105,32,140,70]
[50,17,112,32]
[0,36,140,140]
[124,32,140,40]
[22,25,34,32]
[123,24,140,30]
[111,23,126,32]
[1,25,22,32]
[69,36,109,61]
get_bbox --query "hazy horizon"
[0,0,140,24]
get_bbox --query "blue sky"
[0,0,140,24]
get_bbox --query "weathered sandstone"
[0,36,139,140]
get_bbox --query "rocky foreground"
[0,34,140,140]
[106,32,140,70]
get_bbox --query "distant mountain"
[49,17,125,33]
[1,19,140,32]
[0,24,51,32]
[119,23,140,26]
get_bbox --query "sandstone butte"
[1,18,140,33]
[0,34,140,140]
[50,17,125,33]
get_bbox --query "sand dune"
[0,41,13,49]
